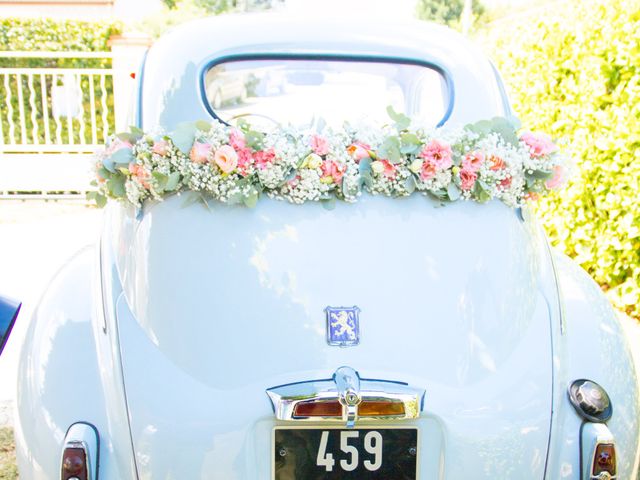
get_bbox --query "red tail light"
[61,445,88,480]
[593,443,616,477]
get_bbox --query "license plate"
[273,427,417,479]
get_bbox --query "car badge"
[325,306,360,347]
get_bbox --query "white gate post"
[108,32,152,132]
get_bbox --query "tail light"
[60,423,99,480]
[61,446,88,480]
[592,443,616,479]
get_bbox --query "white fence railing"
[0,51,115,196]
[0,51,115,154]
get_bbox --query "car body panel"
[109,195,553,479]
[14,247,137,480]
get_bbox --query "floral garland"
[89,108,568,209]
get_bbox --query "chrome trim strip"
[266,366,425,428]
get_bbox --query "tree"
[416,0,485,28]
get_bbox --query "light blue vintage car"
[3,11,638,480]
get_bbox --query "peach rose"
[214,145,238,174]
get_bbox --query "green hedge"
[0,17,121,55]
[0,18,121,147]
[483,0,640,319]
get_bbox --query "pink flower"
[347,142,371,161]
[190,142,212,164]
[106,139,132,155]
[524,192,540,202]
[420,160,437,180]
[152,140,170,156]
[419,139,453,169]
[129,163,151,189]
[545,165,566,190]
[460,168,477,191]
[310,135,330,156]
[214,145,238,174]
[489,155,506,171]
[462,151,484,172]
[229,129,246,150]
[321,159,346,184]
[236,148,253,176]
[521,132,557,157]
[380,159,397,179]
[499,176,512,189]
[254,148,276,170]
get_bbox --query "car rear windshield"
[202,57,450,130]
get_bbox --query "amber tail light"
[593,443,616,477]
[61,446,88,480]
[292,399,406,418]
[359,400,405,417]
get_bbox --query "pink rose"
[521,132,557,157]
[462,151,483,172]
[321,159,346,184]
[229,129,246,150]
[545,165,566,190]
[254,148,276,170]
[459,168,477,191]
[190,142,212,164]
[214,145,238,174]
[310,135,330,156]
[347,142,371,161]
[420,159,437,181]
[419,139,452,169]
[152,140,170,156]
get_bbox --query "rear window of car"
[203,57,450,130]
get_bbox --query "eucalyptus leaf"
[107,176,126,198]
[170,122,197,154]
[152,171,168,190]
[400,133,421,154]
[358,158,372,175]
[245,130,265,150]
[165,172,181,191]
[526,169,553,181]
[447,183,461,201]
[377,137,402,163]
[243,191,259,208]
[95,193,107,208]
[404,175,416,194]
[109,147,134,168]
[386,105,411,131]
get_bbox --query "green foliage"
[416,0,485,29]
[0,18,121,146]
[0,17,121,57]
[484,0,640,319]
[0,428,18,480]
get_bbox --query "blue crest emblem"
[325,306,360,346]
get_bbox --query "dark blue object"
[0,295,21,356]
